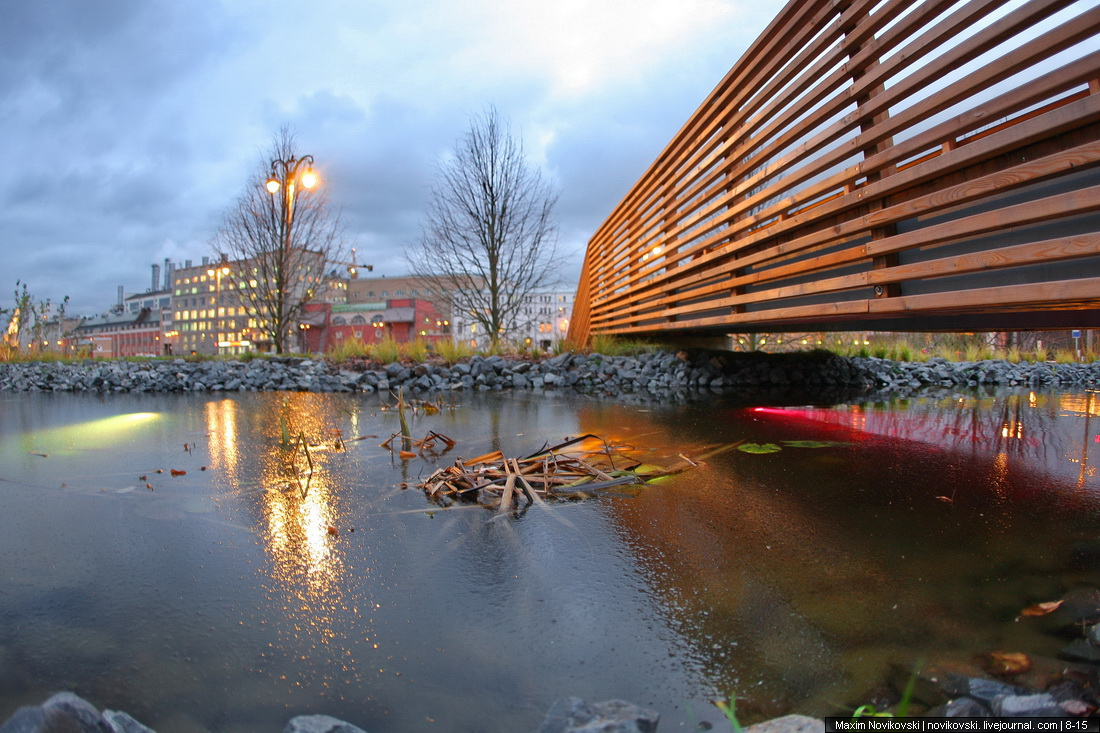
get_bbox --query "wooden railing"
[569,0,1100,345]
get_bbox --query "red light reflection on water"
[747,393,1100,492]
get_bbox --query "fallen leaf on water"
[980,651,1031,676]
[170,469,186,476]
[1018,599,1064,618]
[200,466,207,471]
[399,450,417,460]
[934,496,953,503]
[29,451,48,458]
[139,475,147,481]
[326,525,338,537]
[146,483,154,490]
[155,469,163,474]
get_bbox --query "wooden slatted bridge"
[567,0,1100,346]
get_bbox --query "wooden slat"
[571,0,1100,342]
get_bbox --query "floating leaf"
[980,651,1031,676]
[738,443,783,454]
[399,450,417,460]
[780,440,850,449]
[326,525,338,537]
[29,451,48,458]
[145,483,154,490]
[934,496,953,503]
[1019,599,1064,618]
[170,469,186,476]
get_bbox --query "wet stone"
[991,693,1066,717]
[1059,639,1100,664]
[282,714,368,733]
[926,698,991,717]
[539,697,659,733]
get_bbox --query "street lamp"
[265,154,319,353]
[266,155,318,234]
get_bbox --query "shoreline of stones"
[3,348,1100,400]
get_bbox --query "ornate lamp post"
[265,155,318,237]
[264,154,318,352]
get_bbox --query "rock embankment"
[2,350,1100,399]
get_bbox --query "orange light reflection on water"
[206,394,362,673]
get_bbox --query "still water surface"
[1,389,1099,731]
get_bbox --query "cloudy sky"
[1,0,777,315]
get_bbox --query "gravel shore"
[2,350,1099,400]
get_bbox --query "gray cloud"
[0,0,772,314]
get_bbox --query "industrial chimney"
[151,264,161,293]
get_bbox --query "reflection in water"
[21,411,162,455]
[206,394,356,691]
[4,390,1100,729]
[748,391,1100,491]
[204,399,239,477]
[574,391,1100,720]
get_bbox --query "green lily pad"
[781,440,851,449]
[737,442,783,454]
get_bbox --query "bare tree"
[213,127,345,353]
[407,107,559,348]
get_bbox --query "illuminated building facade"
[172,258,255,355]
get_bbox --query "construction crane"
[342,248,373,279]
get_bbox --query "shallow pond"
[1,388,1098,731]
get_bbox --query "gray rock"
[1059,639,1100,664]
[991,693,1066,717]
[938,675,1029,706]
[103,710,157,733]
[925,698,990,717]
[282,713,368,733]
[744,715,824,733]
[539,697,658,733]
[0,692,142,733]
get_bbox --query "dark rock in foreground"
[539,697,659,733]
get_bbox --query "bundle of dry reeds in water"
[416,434,736,511]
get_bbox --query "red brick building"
[300,299,450,354]
[70,308,166,358]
